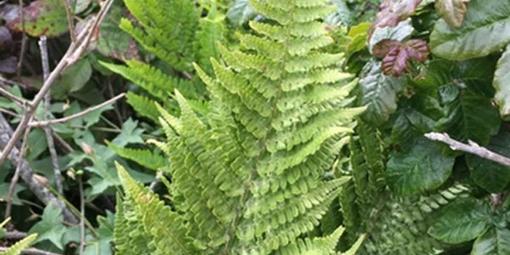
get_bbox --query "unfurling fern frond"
[0,234,37,255]
[115,0,364,254]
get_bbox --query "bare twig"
[61,0,76,43]
[0,114,78,224]
[5,124,31,221]
[425,132,510,167]
[3,230,28,240]
[0,0,114,166]
[39,36,64,194]
[0,86,30,107]
[0,246,61,255]
[29,93,126,128]
[78,176,85,255]
[16,0,27,78]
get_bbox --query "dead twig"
[78,175,85,255]
[39,36,64,194]
[425,132,510,167]
[0,113,78,224]
[61,0,76,43]
[4,123,32,222]
[29,93,125,128]
[0,0,114,166]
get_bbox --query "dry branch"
[425,132,510,167]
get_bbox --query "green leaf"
[53,59,92,99]
[7,0,68,37]
[472,227,510,255]
[111,119,144,147]
[466,132,510,193]
[29,203,67,250]
[26,129,48,161]
[97,4,139,61]
[359,60,405,125]
[428,198,490,244]
[446,90,501,145]
[430,0,510,60]
[494,45,510,120]
[435,0,469,28]
[386,138,455,196]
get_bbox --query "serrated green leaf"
[428,198,490,244]
[386,138,455,196]
[494,45,510,120]
[471,227,510,255]
[359,60,405,125]
[430,0,510,60]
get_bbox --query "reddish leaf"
[373,39,403,58]
[371,0,423,36]
[405,39,429,62]
[381,39,429,76]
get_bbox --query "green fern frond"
[109,143,167,171]
[116,163,197,255]
[122,0,199,72]
[277,226,346,255]
[125,92,160,122]
[0,234,37,255]
[115,0,363,254]
[360,184,470,255]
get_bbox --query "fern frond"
[109,143,167,171]
[115,0,363,254]
[360,184,470,255]
[0,234,37,255]
[116,163,197,254]
[122,0,198,72]
[125,92,160,122]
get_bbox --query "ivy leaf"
[359,61,405,125]
[430,0,510,60]
[435,0,470,28]
[29,203,67,250]
[466,132,510,193]
[386,138,455,196]
[7,0,68,37]
[471,227,510,255]
[227,0,256,26]
[428,198,490,244]
[494,45,510,120]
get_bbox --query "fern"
[0,234,37,255]
[103,0,229,172]
[360,184,470,255]
[115,0,365,254]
